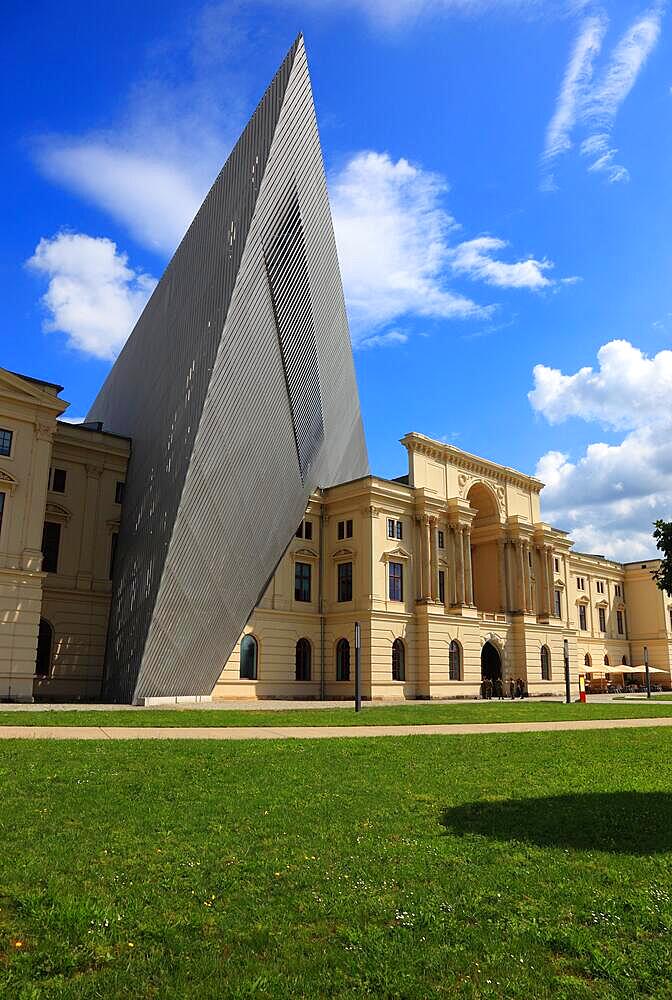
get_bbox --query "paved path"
[1,716,672,740]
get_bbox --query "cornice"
[401,433,543,493]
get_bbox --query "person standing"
[509,677,515,700]
[495,676,503,700]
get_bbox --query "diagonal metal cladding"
[87,35,368,703]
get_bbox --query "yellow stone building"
[0,368,670,702]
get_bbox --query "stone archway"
[481,640,502,682]
[466,482,502,612]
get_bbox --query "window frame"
[41,520,61,574]
[336,638,350,681]
[304,520,313,541]
[295,638,311,682]
[50,468,67,493]
[337,561,353,603]
[598,606,606,633]
[578,604,587,631]
[35,618,53,678]
[0,491,5,538]
[239,634,258,680]
[389,561,403,602]
[449,640,462,681]
[294,561,312,603]
[540,644,551,680]
[438,529,444,549]
[438,569,445,605]
[0,428,13,458]
[554,589,562,618]
[392,638,405,681]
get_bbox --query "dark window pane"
[438,570,445,604]
[109,532,118,580]
[41,521,61,574]
[295,522,303,538]
[438,530,444,549]
[338,562,352,602]
[387,518,395,538]
[554,590,562,617]
[346,519,353,538]
[338,521,344,540]
[0,492,5,538]
[0,429,12,457]
[541,645,550,680]
[579,605,587,630]
[295,638,311,681]
[240,635,258,680]
[336,639,350,681]
[304,520,312,541]
[395,520,403,540]
[389,562,403,602]
[392,638,405,681]
[295,561,311,602]
[115,481,125,505]
[52,468,66,493]
[449,640,461,680]
[35,619,52,677]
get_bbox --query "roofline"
[400,432,544,492]
[9,370,64,393]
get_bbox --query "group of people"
[480,676,527,700]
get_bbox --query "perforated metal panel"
[87,36,368,703]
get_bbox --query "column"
[456,524,465,605]
[522,541,532,612]
[497,539,507,612]
[448,525,458,605]
[517,540,526,612]
[504,539,514,611]
[538,545,549,617]
[463,526,474,606]
[77,463,103,589]
[415,516,425,602]
[429,517,439,602]
[546,547,555,617]
[424,516,433,602]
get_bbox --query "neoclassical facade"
[0,371,670,703]
[216,433,672,700]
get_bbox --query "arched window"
[604,654,610,667]
[449,640,462,681]
[336,639,350,681]
[35,618,53,677]
[584,653,591,668]
[240,635,258,680]
[622,655,628,666]
[540,645,551,680]
[392,638,405,681]
[295,638,311,681]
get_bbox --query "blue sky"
[3,0,672,559]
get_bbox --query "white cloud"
[542,5,663,186]
[451,236,554,289]
[357,330,409,349]
[531,340,672,559]
[329,151,488,342]
[284,0,547,28]
[27,233,156,360]
[529,339,672,429]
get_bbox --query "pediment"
[45,501,71,522]
[0,368,67,414]
[576,595,590,605]
[332,547,354,559]
[595,599,609,608]
[0,467,18,492]
[383,546,412,561]
[294,546,318,559]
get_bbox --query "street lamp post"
[354,621,361,713]
[563,638,571,704]
[644,644,651,700]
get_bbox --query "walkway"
[1,716,672,740]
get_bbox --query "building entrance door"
[481,641,502,682]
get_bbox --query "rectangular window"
[554,589,562,617]
[554,557,560,573]
[389,561,403,602]
[51,468,67,493]
[577,577,585,591]
[296,521,303,538]
[346,519,353,538]
[0,492,4,537]
[596,580,604,594]
[115,481,125,505]
[578,604,587,631]
[338,562,352,602]
[669,608,672,631]
[304,520,313,541]
[396,520,403,540]
[338,520,345,540]
[438,530,444,549]
[617,610,625,635]
[0,428,13,457]
[41,521,61,574]
[387,518,395,539]
[109,532,118,580]
[615,584,622,598]
[295,561,311,602]
[598,607,606,632]
[438,570,445,604]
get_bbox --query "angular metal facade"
[87,36,368,703]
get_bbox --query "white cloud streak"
[531,340,672,559]
[542,5,664,186]
[451,236,554,289]
[27,233,156,360]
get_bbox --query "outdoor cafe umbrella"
[623,665,669,674]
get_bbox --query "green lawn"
[2,700,672,727]
[1,730,672,998]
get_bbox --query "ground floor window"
[35,618,53,677]
[336,638,350,681]
[541,644,551,680]
[392,638,405,681]
[240,634,258,680]
[449,640,462,680]
[295,638,311,681]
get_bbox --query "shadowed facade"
[86,36,368,703]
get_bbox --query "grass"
[3,700,672,728]
[1,730,672,998]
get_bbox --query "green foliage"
[1,732,672,997]
[3,701,672,727]
[653,519,672,594]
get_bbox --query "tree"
[653,520,672,594]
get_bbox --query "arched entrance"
[466,483,502,612]
[481,641,502,682]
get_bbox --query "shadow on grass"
[440,792,672,854]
